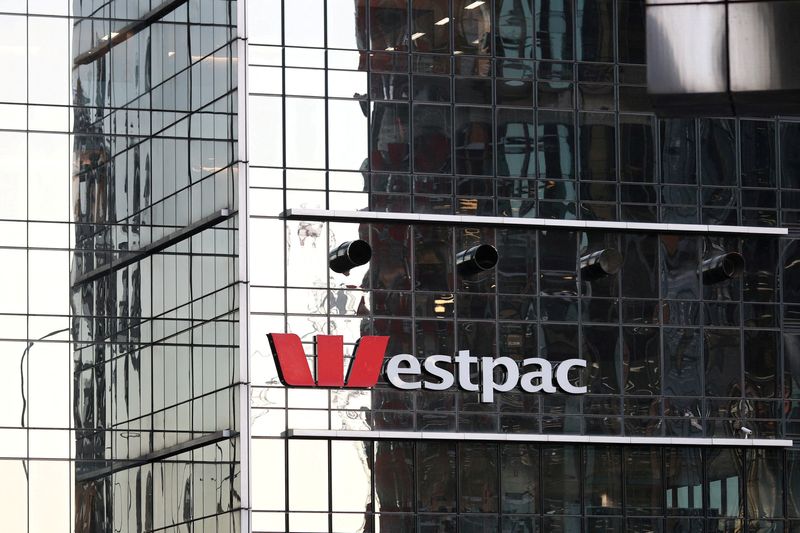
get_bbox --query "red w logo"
[267,334,390,388]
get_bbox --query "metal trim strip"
[281,209,788,236]
[283,429,793,447]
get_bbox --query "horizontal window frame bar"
[284,429,793,448]
[282,209,788,236]
[73,0,190,66]
[72,208,234,286]
[76,429,238,483]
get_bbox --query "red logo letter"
[269,333,389,388]
[346,336,389,388]
[267,333,314,386]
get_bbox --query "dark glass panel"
[419,514,457,532]
[706,448,743,518]
[458,321,496,358]
[537,110,576,181]
[374,441,414,512]
[783,240,800,303]
[580,297,617,324]
[624,326,661,396]
[538,80,575,109]
[579,113,616,182]
[370,224,412,291]
[455,77,493,104]
[413,104,452,173]
[541,445,581,515]
[664,328,702,398]
[498,107,536,178]
[502,515,540,533]
[535,0,573,61]
[617,0,646,64]
[541,296,579,321]
[621,234,659,299]
[460,443,498,512]
[455,106,494,176]
[625,447,663,516]
[458,293,496,319]
[583,326,621,394]
[584,445,622,514]
[742,237,778,303]
[740,120,776,188]
[501,444,539,514]
[417,389,456,411]
[788,451,800,518]
[746,449,784,519]
[416,413,457,431]
[628,517,665,533]
[414,225,453,291]
[665,447,703,516]
[413,74,451,102]
[620,114,655,183]
[496,79,534,107]
[539,230,576,273]
[415,319,455,356]
[371,102,410,173]
[497,229,536,295]
[587,517,623,532]
[576,0,613,62]
[704,329,742,398]
[661,235,699,301]
[744,330,779,399]
[454,0,493,56]
[781,122,800,189]
[417,443,456,512]
[498,295,538,321]
[539,324,579,362]
[499,322,537,359]
[700,118,737,187]
[370,0,409,51]
[542,516,582,533]
[496,0,535,61]
[578,83,614,111]
[376,514,415,531]
[411,0,451,53]
[460,515,500,532]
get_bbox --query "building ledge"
[282,209,788,236]
[283,429,793,448]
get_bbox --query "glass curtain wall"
[0,2,72,532]
[71,1,243,532]
[246,0,800,531]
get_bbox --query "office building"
[1,0,799,531]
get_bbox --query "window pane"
[417,441,456,513]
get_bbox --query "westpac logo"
[268,333,587,403]
[268,333,389,388]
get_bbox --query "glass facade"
[246,0,800,531]
[2,0,245,532]
[71,0,244,531]
[3,0,800,531]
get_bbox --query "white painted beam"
[283,429,793,448]
[282,209,788,236]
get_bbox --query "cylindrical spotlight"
[457,244,498,277]
[329,240,372,274]
[580,249,623,281]
[702,252,744,285]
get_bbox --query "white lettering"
[386,354,422,390]
[423,355,455,390]
[480,356,520,403]
[384,353,588,399]
[520,358,556,393]
[454,350,479,391]
[555,359,587,394]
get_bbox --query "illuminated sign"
[268,333,587,403]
